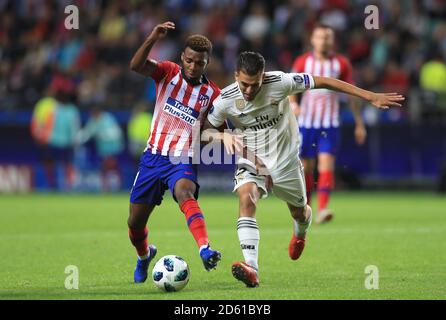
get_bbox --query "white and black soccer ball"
[152,255,190,292]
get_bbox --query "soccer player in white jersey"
[202,51,404,287]
[289,24,367,224]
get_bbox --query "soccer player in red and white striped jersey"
[127,21,221,283]
[290,24,367,224]
[147,57,220,157]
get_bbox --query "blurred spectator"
[30,95,57,146]
[57,31,83,72]
[240,2,270,41]
[30,74,80,190]
[382,60,410,95]
[127,102,153,164]
[420,49,446,109]
[98,4,126,44]
[0,0,444,117]
[347,29,371,64]
[420,50,446,94]
[77,107,124,192]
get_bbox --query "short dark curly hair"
[184,34,213,55]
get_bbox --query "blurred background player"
[128,21,221,283]
[289,24,367,224]
[76,107,125,192]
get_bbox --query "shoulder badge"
[235,99,246,110]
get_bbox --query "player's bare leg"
[316,153,335,224]
[302,158,316,207]
[174,178,221,271]
[232,182,261,287]
[128,203,157,283]
[128,203,156,259]
[288,203,312,260]
[128,203,156,230]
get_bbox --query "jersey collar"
[180,68,208,86]
[311,50,335,60]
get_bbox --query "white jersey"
[208,71,315,171]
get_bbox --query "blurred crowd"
[1,0,446,111]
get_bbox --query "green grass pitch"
[0,192,445,300]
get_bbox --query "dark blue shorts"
[130,151,199,206]
[299,127,339,158]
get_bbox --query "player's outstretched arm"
[313,76,405,109]
[130,21,175,77]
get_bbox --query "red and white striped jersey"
[145,61,220,157]
[291,52,354,129]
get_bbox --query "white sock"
[138,250,150,261]
[199,244,209,254]
[237,217,260,272]
[293,205,312,238]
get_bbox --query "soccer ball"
[152,255,190,292]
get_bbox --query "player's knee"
[239,192,258,214]
[127,215,140,230]
[292,205,308,222]
[128,205,148,230]
[176,189,195,205]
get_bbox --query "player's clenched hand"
[369,93,405,109]
[149,21,175,41]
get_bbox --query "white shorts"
[233,160,307,208]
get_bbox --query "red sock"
[304,172,314,206]
[180,199,209,248]
[318,171,334,211]
[128,227,148,257]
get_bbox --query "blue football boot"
[134,244,157,283]
[199,245,221,271]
